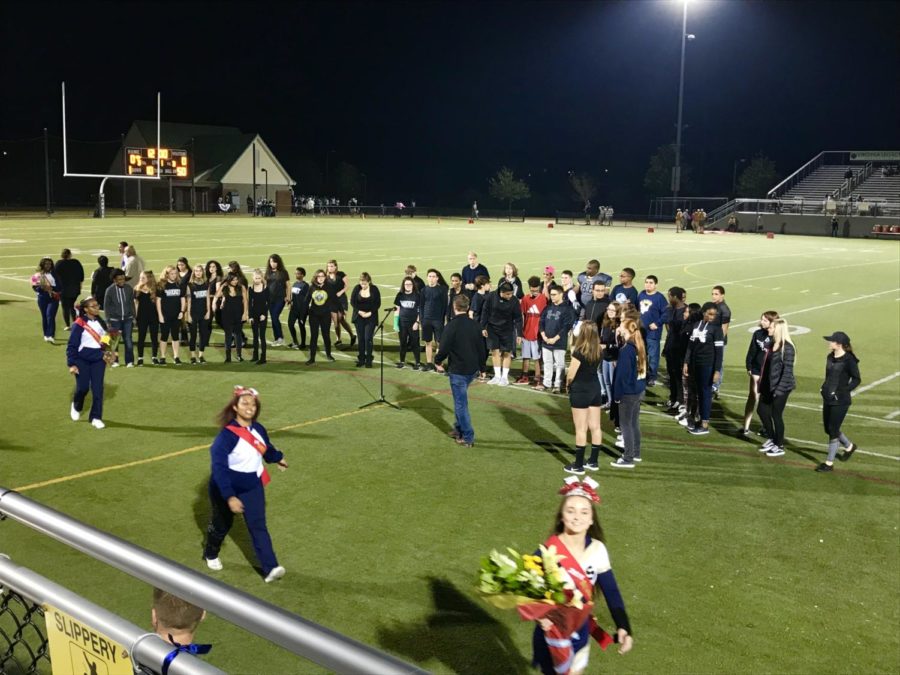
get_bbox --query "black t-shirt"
[159,282,183,319]
[394,291,420,322]
[135,289,156,320]
[188,282,209,319]
[325,272,347,309]
[570,350,602,389]
[249,286,269,318]
[307,284,333,317]
[266,270,288,303]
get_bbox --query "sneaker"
[236,355,244,362]
[199,356,207,364]
[688,426,710,435]
[765,446,785,457]
[758,440,775,453]
[739,427,751,436]
[532,384,546,391]
[550,387,560,394]
[190,357,197,365]
[633,457,643,463]
[583,460,599,471]
[614,427,621,434]
[838,443,857,462]
[111,362,120,368]
[91,419,105,429]
[412,363,422,371]
[396,362,406,369]
[70,404,80,421]
[256,358,267,365]
[298,344,307,350]
[173,357,182,365]
[610,457,635,469]
[454,437,475,448]
[350,335,357,347]
[615,434,624,447]
[563,463,585,475]
[325,354,336,362]
[487,376,501,385]
[678,417,690,428]
[126,362,134,368]
[647,379,657,387]
[64,326,70,331]
[137,357,144,366]
[305,359,315,365]
[288,342,299,350]
[448,429,461,440]
[152,357,160,365]
[205,557,223,571]
[264,565,286,583]
[515,375,530,385]
[498,378,509,387]
[47,337,56,344]
[275,338,285,347]
[159,358,167,365]
[334,340,344,347]
[815,462,834,473]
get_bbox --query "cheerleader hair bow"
[233,385,259,398]
[559,475,601,503]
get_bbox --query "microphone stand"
[359,307,401,410]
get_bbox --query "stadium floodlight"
[671,0,694,201]
[61,81,162,217]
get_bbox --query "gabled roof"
[192,133,257,183]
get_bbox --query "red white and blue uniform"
[203,420,284,576]
[66,317,107,422]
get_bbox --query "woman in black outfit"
[662,287,687,412]
[676,303,702,428]
[394,276,422,369]
[186,264,211,364]
[134,270,159,365]
[220,273,248,363]
[815,331,861,473]
[156,265,186,365]
[305,269,335,365]
[350,272,382,367]
[265,254,290,346]
[249,269,270,364]
[758,319,796,457]
[599,302,620,416]
[741,311,778,435]
[176,257,191,344]
[326,259,355,347]
[206,260,225,339]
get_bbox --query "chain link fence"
[0,587,50,675]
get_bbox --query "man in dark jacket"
[480,281,523,386]
[55,248,84,330]
[103,270,135,367]
[435,294,486,447]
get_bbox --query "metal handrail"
[0,488,427,675]
[0,555,223,675]
[767,151,824,198]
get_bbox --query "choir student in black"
[220,273,248,363]
[420,269,449,371]
[186,264,211,364]
[741,311,778,435]
[350,272,382,367]
[134,270,159,365]
[176,257,191,343]
[305,269,336,365]
[326,259,355,347]
[394,277,422,369]
[156,265,186,365]
[286,267,309,350]
[249,269,270,364]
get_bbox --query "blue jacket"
[66,319,107,367]
[612,342,647,399]
[539,303,576,350]
[210,421,284,500]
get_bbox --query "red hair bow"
[559,476,601,503]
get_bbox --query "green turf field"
[1,216,898,674]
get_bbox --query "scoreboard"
[126,147,189,178]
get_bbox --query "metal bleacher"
[782,165,859,201]
[855,171,900,202]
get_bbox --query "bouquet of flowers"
[100,329,120,365]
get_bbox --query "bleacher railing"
[767,150,878,199]
[0,487,427,675]
[708,197,900,225]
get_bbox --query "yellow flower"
[544,591,553,599]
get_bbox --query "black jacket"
[821,352,861,405]
[745,328,771,375]
[54,258,85,296]
[435,314,487,375]
[761,343,796,396]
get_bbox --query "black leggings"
[188,317,211,351]
[822,403,850,439]
[137,314,159,358]
[287,308,307,346]
[308,313,331,359]
[354,317,376,363]
[61,294,79,327]
[758,392,790,446]
[666,354,683,405]
[398,319,420,364]
[251,318,268,358]
[223,318,244,356]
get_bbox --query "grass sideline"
[1,216,898,674]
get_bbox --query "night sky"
[2,0,899,212]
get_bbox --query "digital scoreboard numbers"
[126,147,189,177]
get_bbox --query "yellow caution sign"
[44,604,133,675]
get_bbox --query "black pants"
[758,391,790,446]
[308,313,331,360]
[61,294,79,327]
[354,317,376,363]
[823,402,850,438]
[137,314,159,359]
[287,307,307,346]
[398,319,420,364]
[223,317,244,357]
[251,318,268,359]
[188,317,211,351]
[666,354,683,405]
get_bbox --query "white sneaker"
[111,362,120,368]
[678,417,690,428]
[70,404,80,421]
[273,338,285,347]
[264,565,286,583]
[47,337,56,344]
[91,419,105,429]
[205,557,223,571]
[64,326,71,331]
[498,377,509,387]
[487,376,502,385]
[126,363,134,368]
[765,446,785,457]
[758,440,775,453]
[615,435,625,449]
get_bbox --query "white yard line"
[852,371,900,397]
[730,288,900,328]
[885,410,900,420]
[0,290,33,300]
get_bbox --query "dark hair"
[452,294,470,312]
[497,281,513,294]
[206,260,223,279]
[562,269,573,277]
[548,283,563,295]
[668,286,685,304]
[77,296,99,316]
[474,275,490,289]
[97,255,109,266]
[592,280,607,290]
[401,276,416,291]
[686,302,703,324]
[268,254,288,281]
[359,271,372,283]
[37,257,54,271]
[622,267,636,278]
[551,496,605,596]
[216,392,261,428]
[528,275,541,288]
[222,273,242,296]
[646,275,658,284]
[110,269,125,280]
[713,285,725,295]
[450,272,462,281]
[701,301,717,315]
[295,266,306,275]
[61,248,72,259]
[311,269,326,288]
[177,257,189,267]
[119,241,128,248]
[587,259,600,268]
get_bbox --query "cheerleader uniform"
[187,281,211,354]
[135,289,159,362]
[203,420,284,576]
[221,290,245,361]
[66,317,107,423]
[249,286,269,362]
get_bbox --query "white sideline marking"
[0,290,32,300]
[852,371,900,397]
[885,410,900,420]
[715,391,900,426]
[730,289,900,329]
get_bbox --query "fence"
[0,487,428,675]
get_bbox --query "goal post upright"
[61,81,162,217]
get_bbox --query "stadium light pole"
[260,167,268,203]
[361,172,367,205]
[672,0,695,204]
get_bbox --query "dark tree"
[488,167,531,214]
[737,155,780,198]
[644,144,693,197]
[569,173,597,208]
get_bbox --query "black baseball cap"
[823,331,851,346]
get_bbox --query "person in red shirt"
[517,276,548,385]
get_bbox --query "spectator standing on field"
[91,255,114,310]
[610,318,647,469]
[480,281,523,386]
[518,277,547,385]
[758,319,796,458]
[683,303,724,435]
[611,268,639,306]
[461,251,489,295]
[54,248,84,331]
[538,285,576,393]
[118,241,128,269]
[740,311,778,435]
[563,322,605,475]
[123,245,145,289]
[662,287,687,412]
[103,269,135,368]
[816,331,861,473]
[434,294,486,448]
[710,285,731,394]
[286,267,309,350]
[637,275,668,387]
[350,272,381,368]
[32,257,61,343]
[577,259,612,309]
[420,269,449,371]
